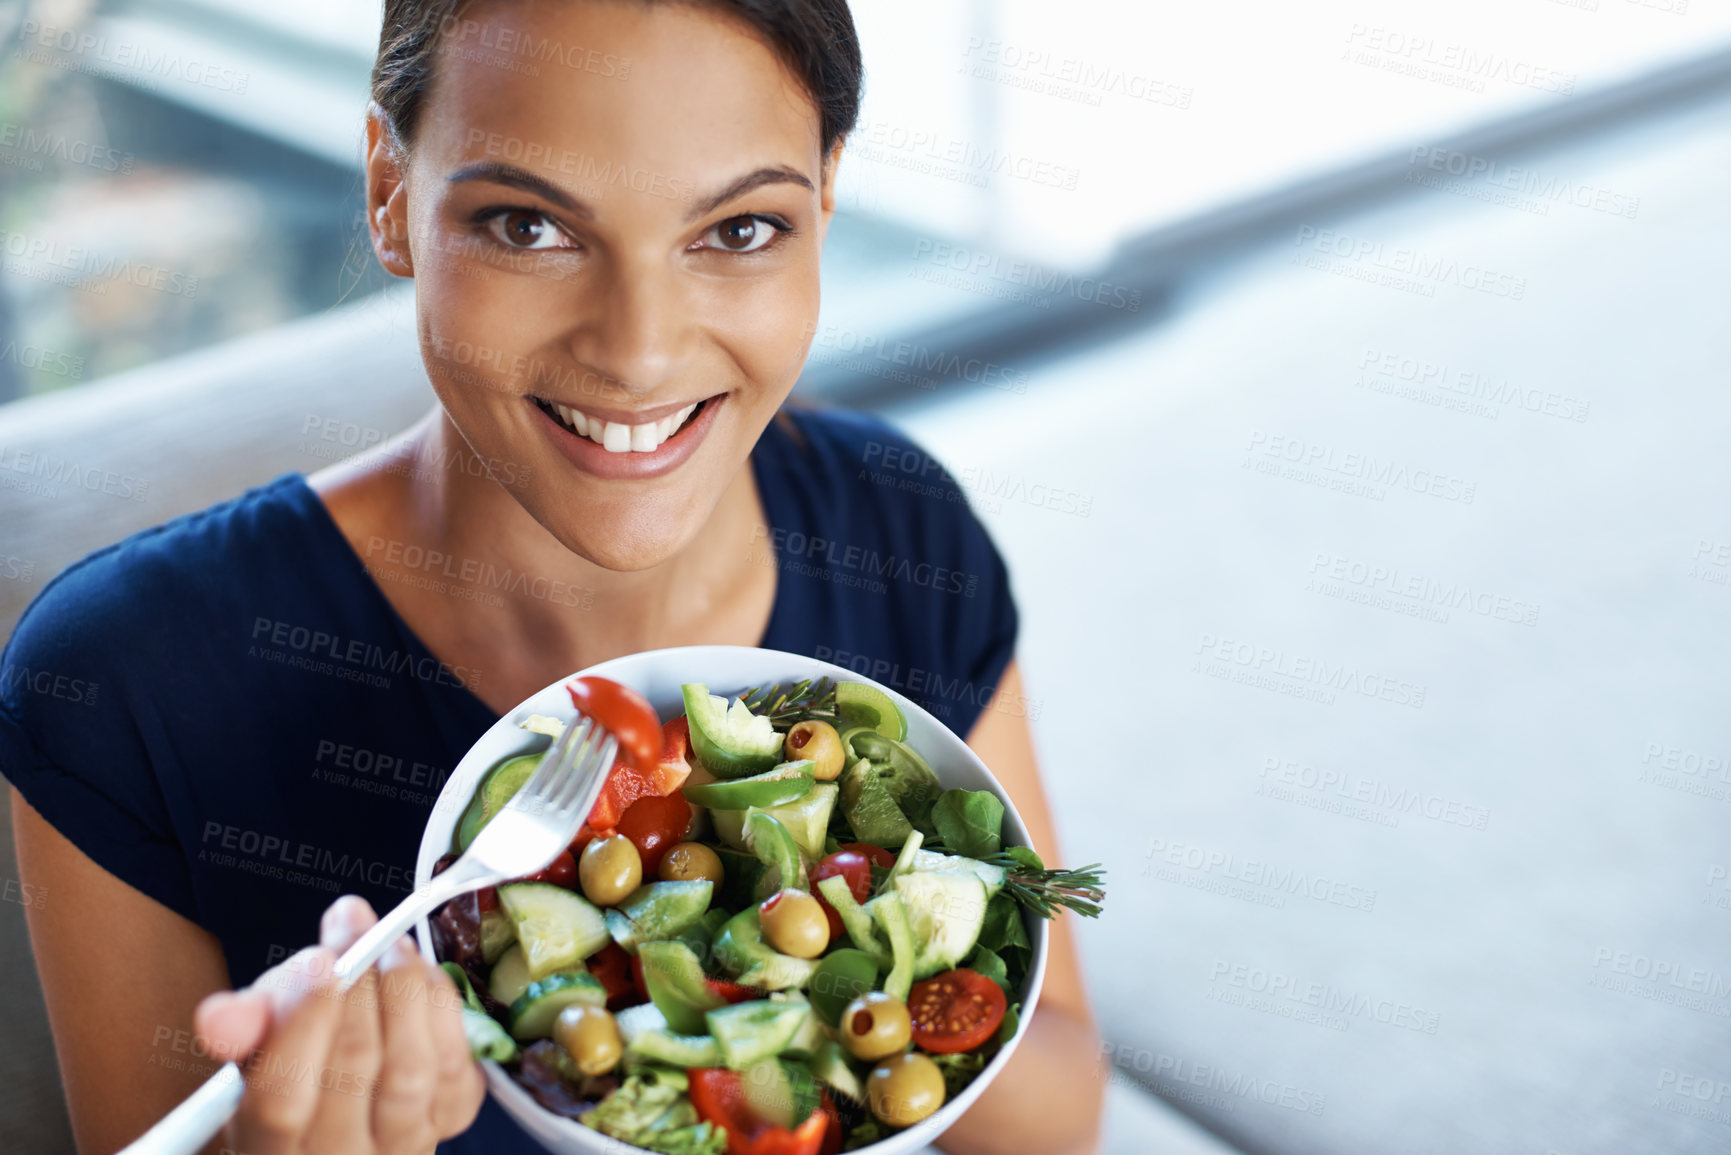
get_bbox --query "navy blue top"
[0,405,1016,1152]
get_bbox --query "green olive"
[552,1003,622,1076]
[579,834,642,907]
[839,991,912,1061]
[659,840,724,884]
[867,1052,945,1128]
[758,888,829,959]
[784,720,845,781]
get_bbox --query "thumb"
[191,987,272,1066]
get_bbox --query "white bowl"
[416,645,1049,1155]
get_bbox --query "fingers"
[303,897,385,1154]
[191,986,272,1065]
[229,945,346,1155]
[371,937,443,1153]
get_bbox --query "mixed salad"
[429,674,1105,1155]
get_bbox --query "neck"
[375,407,769,678]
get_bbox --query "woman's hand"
[191,895,486,1155]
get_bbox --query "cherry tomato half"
[841,842,896,869]
[514,849,575,889]
[567,676,662,770]
[586,943,642,1011]
[811,851,873,941]
[908,968,1007,1054]
[617,790,693,875]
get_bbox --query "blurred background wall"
[1,1,1728,1152]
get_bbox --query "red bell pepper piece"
[687,1069,833,1155]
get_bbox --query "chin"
[539,489,716,574]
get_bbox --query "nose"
[563,253,690,405]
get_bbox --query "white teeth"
[544,399,704,453]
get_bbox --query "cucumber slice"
[884,830,924,892]
[605,909,640,956]
[684,761,815,811]
[815,875,892,969]
[498,883,611,980]
[909,849,1007,897]
[461,1007,519,1062]
[811,1038,865,1104]
[638,940,725,1035]
[615,1001,670,1040]
[894,871,989,980]
[712,907,820,991]
[456,752,542,852]
[839,760,913,849]
[868,892,916,1001]
[712,782,839,862]
[738,956,818,992]
[508,969,606,1040]
[779,996,827,1059]
[877,739,942,833]
[705,999,811,1069]
[617,881,715,942]
[741,1058,822,1129]
[616,1001,727,1067]
[487,943,533,1007]
[836,682,907,741]
[479,908,516,964]
[629,1027,725,1069]
[683,684,784,779]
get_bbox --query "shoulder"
[757,407,1020,732]
[765,405,976,530]
[1,474,317,709]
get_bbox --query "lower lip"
[533,395,725,481]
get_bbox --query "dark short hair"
[372,0,863,159]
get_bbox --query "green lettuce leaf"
[931,789,1004,859]
[582,1071,726,1155]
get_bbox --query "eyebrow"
[446,161,814,222]
[686,165,814,220]
[448,162,594,218]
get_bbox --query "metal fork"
[119,713,619,1155]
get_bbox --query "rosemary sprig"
[737,676,838,731]
[982,853,1107,920]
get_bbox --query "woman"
[2,1,1105,1152]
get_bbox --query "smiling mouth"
[531,395,715,453]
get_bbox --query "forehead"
[416,0,823,189]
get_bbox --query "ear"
[817,138,845,239]
[365,103,415,279]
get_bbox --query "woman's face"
[369,0,837,570]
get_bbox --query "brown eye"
[488,210,566,250]
[702,215,779,254]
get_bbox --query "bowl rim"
[415,644,1050,1153]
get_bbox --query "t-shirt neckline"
[279,419,792,726]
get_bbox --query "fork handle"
[117,858,496,1155]
[331,857,487,989]
[114,1060,244,1155]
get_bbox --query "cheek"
[698,260,823,397]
